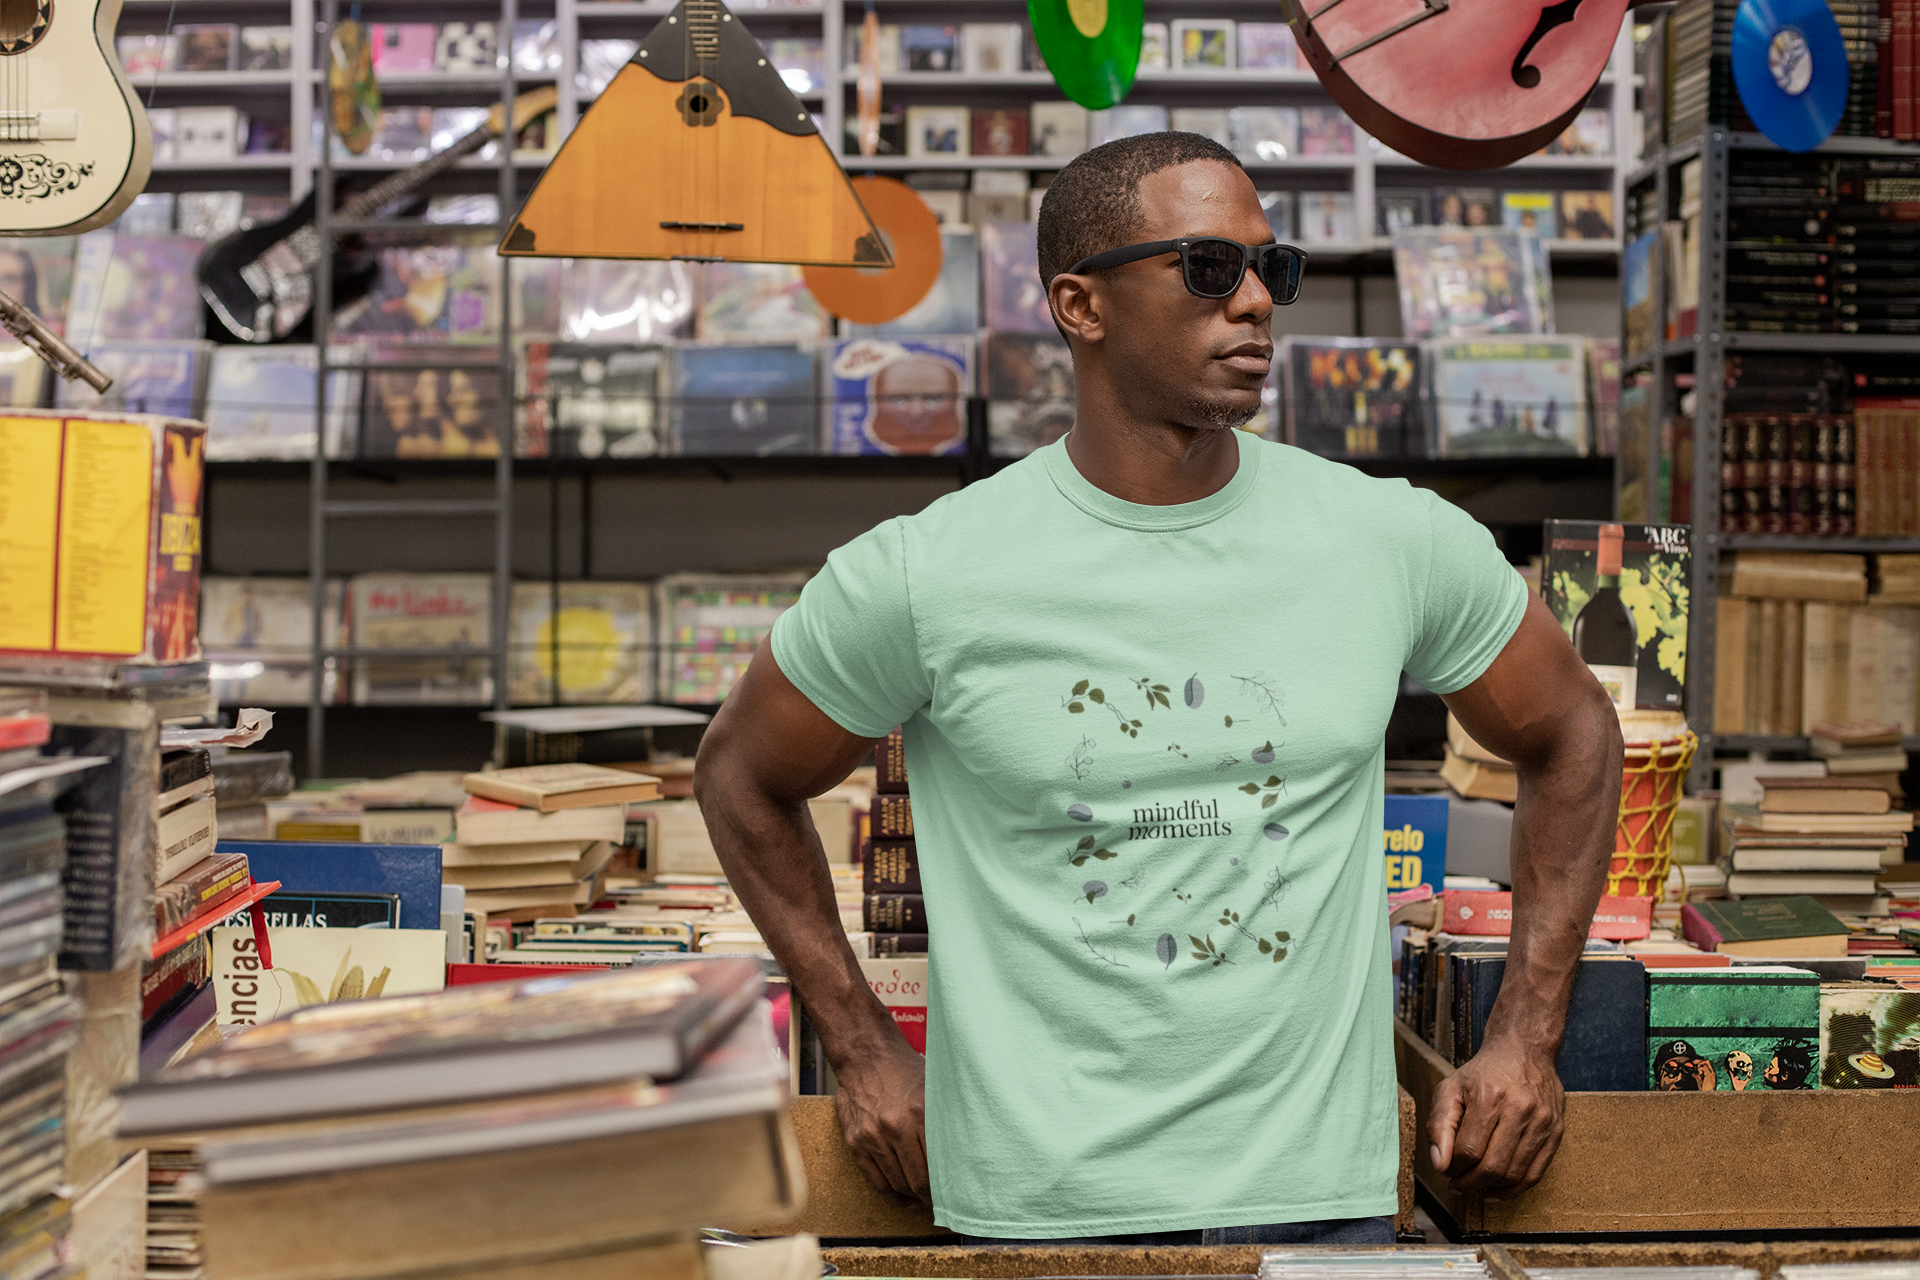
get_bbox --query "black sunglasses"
[1067,237,1307,305]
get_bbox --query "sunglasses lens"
[1184,240,1244,297]
[1257,247,1302,304]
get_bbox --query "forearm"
[1485,689,1623,1054]
[697,761,902,1070]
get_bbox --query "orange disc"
[803,177,943,325]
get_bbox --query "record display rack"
[1621,128,1920,788]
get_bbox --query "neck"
[1063,364,1243,505]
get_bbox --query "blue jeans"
[961,1215,1397,1247]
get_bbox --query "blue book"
[1383,793,1446,895]
[1463,953,1648,1091]
[139,981,216,1078]
[214,841,442,931]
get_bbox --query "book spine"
[1722,413,1745,535]
[501,727,656,768]
[52,722,157,972]
[139,934,209,1023]
[861,839,921,894]
[1788,415,1814,536]
[863,892,928,932]
[1741,416,1767,533]
[1884,0,1898,137]
[157,747,213,796]
[1781,599,1804,735]
[1714,595,1750,735]
[1902,0,1916,140]
[1814,415,1835,536]
[873,726,908,795]
[872,933,929,956]
[1836,413,1858,536]
[1678,902,1724,951]
[872,794,914,839]
[1764,414,1790,534]
[153,851,250,936]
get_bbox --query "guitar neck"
[336,122,503,222]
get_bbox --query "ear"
[1048,273,1106,345]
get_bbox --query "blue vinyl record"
[1731,0,1849,152]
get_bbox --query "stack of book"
[207,749,294,841]
[1681,895,1853,958]
[1438,714,1516,803]
[0,689,82,1262]
[864,728,926,956]
[144,846,250,1073]
[1811,720,1912,788]
[450,764,659,922]
[117,961,797,1280]
[1722,777,1913,910]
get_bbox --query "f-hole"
[1511,0,1583,88]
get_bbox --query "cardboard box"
[0,410,205,666]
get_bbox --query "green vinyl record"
[1029,0,1144,110]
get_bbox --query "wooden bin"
[1395,1018,1920,1237]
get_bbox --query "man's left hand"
[1428,1034,1566,1198]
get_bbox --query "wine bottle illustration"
[1573,522,1637,711]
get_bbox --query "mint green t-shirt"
[771,430,1527,1237]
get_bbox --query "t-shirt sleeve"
[769,518,933,739]
[1403,491,1530,695]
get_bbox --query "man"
[697,132,1622,1243]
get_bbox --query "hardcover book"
[211,925,447,1025]
[1540,520,1691,711]
[1679,895,1849,956]
[462,764,660,813]
[827,336,974,456]
[1646,967,1821,1090]
[984,331,1074,458]
[863,840,920,894]
[213,840,443,932]
[1463,953,1647,1090]
[1280,337,1423,458]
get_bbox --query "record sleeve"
[173,23,236,71]
[827,336,974,456]
[56,340,213,418]
[670,344,818,456]
[1297,107,1355,155]
[1427,337,1590,457]
[370,23,437,70]
[906,106,970,158]
[981,222,1052,333]
[1030,101,1090,157]
[350,573,493,705]
[508,582,651,706]
[1433,187,1500,227]
[201,577,345,705]
[696,263,830,342]
[1091,104,1168,144]
[560,260,695,343]
[1280,337,1424,458]
[359,348,504,459]
[845,228,980,337]
[1258,191,1295,240]
[1545,107,1613,155]
[1227,106,1298,162]
[1297,191,1358,242]
[1560,190,1617,239]
[971,107,1030,156]
[1502,191,1559,237]
[239,26,293,70]
[1377,191,1428,236]
[1393,228,1556,338]
[203,345,359,461]
[1235,22,1297,69]
[66,231,204,345]
[1170,107,1231,146]
[576,39,639,96]
[518,343,662,459]
[984,331,1075,458]
[0,342,46,409]
[1170,19,1235,69]
[333,238,497,341]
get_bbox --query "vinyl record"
[1731,0,1849,152]
[803,178,941,324]
[1030,0,1144,111]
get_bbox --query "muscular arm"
[1428,591,1623,1197]
[694,640,933,1203]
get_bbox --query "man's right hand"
[833,1034,931,1204]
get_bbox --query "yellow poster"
[55,419,153,656]
[0,416,60,651]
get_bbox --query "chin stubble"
[1182,393,1260,430]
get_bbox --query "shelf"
[1375,153,1618,172]
[128,70,300,88]
[205,455,977,480]
[329,153,554,170]
[1713,734,1920,753]
[1719,533,1920,552]
[840,152,1365,170]
[373,71,560,90]
[154,154,297,170]
[1660,332,1920,356]
[843,69,1323,88]
[576,0,822,12]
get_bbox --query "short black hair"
[1036,131,1245,291]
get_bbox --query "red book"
[1442,891,1653,940]
[153,850,250,936]
[140,935,210,1024]
[859,957,926,1053]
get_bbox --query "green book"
[1680,895,1849,954]
[1648,967,1821,1091]
[1820,984,1920,1088]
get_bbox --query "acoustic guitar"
[499,0,888,267]
[1290,0,1638,169]
[0,0,151,235]
[196,86,557,343]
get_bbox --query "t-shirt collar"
[1043,428,1263,531]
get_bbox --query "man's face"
[1066,160,1275,431]
[870,356,963,452]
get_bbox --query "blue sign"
[1384,794,1447,895]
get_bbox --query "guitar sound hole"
[688,94,709,113]
[0,0,41,49]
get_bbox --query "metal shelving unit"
[1624,128,1920,786]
